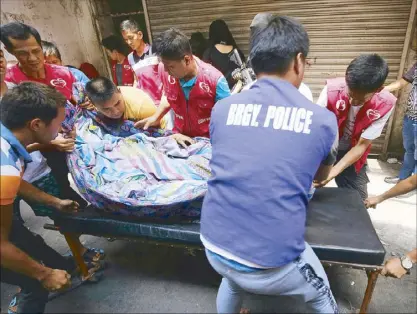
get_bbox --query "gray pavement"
[1,159,416,313]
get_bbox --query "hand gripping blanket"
[66,109,211,218]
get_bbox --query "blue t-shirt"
[200,77,338,268]
[179,76,230,102]
[69,67,90,87]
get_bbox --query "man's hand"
[364,196,383,209]
[313,177,332,188]
[170,133,195,148]
[134,115,160,130]
[65,126,76,140]
[40,268,71,291]
[79,97,95,111]
[381,257,407,279]
[51,134,75,153]
[55,199,79,213]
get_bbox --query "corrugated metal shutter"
[146,0,412,154]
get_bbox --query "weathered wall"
[387,21,417,157]
[0,0,108,76]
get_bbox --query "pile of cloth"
[66,109,211,218]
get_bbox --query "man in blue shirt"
[200,16,339,313]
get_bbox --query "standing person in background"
[41,40,92,107]
[365,174,416,278]
[136,28,230,147]
[120,19,163,105]
[314,54,396,200]
[243,13,314,103]
[41,40,90,87]
[384,62,417,186]
[203,19,245,89]
[190,32,208,60]
[101,35,135,87]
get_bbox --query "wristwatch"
[400,255,413,273]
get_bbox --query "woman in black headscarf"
[203,19,245,88]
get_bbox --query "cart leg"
[359,270,379,314]
[63,233,89,279]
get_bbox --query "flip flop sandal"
[70,259,107,277]
[7,293,20,314]
[83,247,105,263]
[68,247,105,263]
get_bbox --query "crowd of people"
[0,12,415,314]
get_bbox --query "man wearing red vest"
[101,35,135,87]
[315,54,396,199]
[136,28,231,147]
[120,19,163,105]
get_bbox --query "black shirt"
[203,46,245,88]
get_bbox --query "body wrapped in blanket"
[65,108,211,218]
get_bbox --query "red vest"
[111,58,134,86]
[326,77,396,172]
[128,45,163,105]
[160,57,223,138]
[5,63,75,100]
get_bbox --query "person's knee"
[221,277,241,294]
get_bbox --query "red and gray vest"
[159,57,223,138]
[127,45,163,105]
[111,58,134,86]
[326,77,396,172]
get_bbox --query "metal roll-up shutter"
[146,0,412,154]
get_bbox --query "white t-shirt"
[243,81,314,102]
[23,152,51,183]
[316,86,394,151]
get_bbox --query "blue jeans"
[206,243,338,313]
[399,116,417,180]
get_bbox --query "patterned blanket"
[66,108,211,218]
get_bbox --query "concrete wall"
[387,21,417,157]
[0,0,108,76]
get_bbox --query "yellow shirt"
[119,86,166,129]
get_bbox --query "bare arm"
[316,137,371,187]
[18,180,61,208]
[0,203,52,281]
[134,95,172,129]
[0,81,7,97]
[383,78,409,93]
[365,174,417,208]
[314,164,333,182]
[314,130,339,182]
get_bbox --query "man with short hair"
[101,35,135,87]
[200,16,339,313]
[120,19,163,104]
[85,76,165,128]
[1,23,75,102]
[0,22,87,207]
[315,54,396,199]
[136,28,231,147]
[1,82,79,314]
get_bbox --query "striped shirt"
[0,123,32,206]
